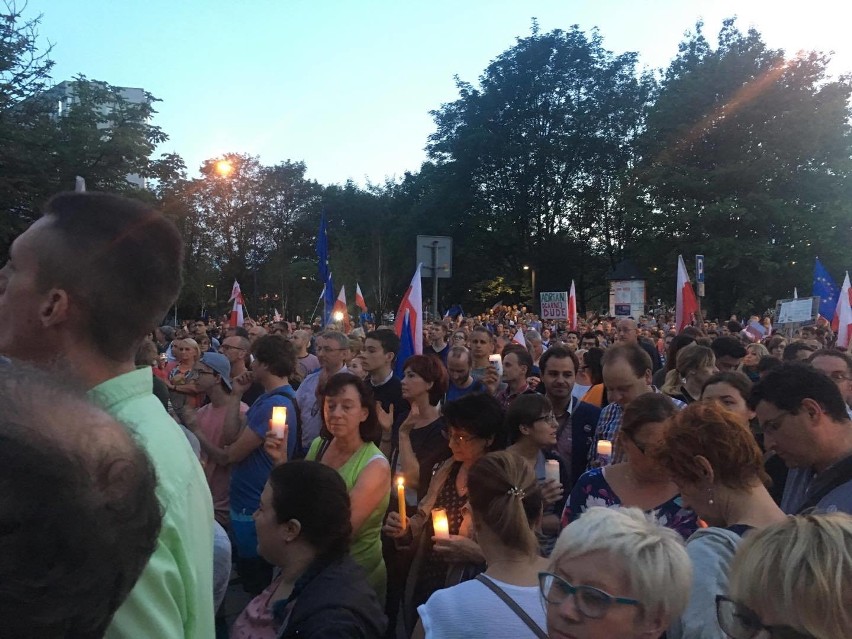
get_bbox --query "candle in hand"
[544,459,560,483]
[431,508,450,539]
[270,406,287,439]
[596,439,613,464]
[397,476,407,530]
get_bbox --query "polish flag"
[394,264,423,377]
[832,272,852,349]
[273,308,282,322]
[675,256,699,333]
[355,283,368,312]
[568,280,578,331]
[229,280,245,327]
[332,285,351,333]
[512,329,527,347]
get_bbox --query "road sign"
[695,255,705,283]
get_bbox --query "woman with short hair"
[720,513,852,639]
[413,452,549,638]
[543,507,692,639]
[231,461,386,638]
[562,394,699,540]
[165,337,203,410]
[654,401,786,639]
[505,393,566,555]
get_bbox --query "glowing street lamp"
[333,310,344,322]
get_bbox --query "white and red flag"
[568,280,578,331]
[229,280,245,327]
[394,264,423,377]
[332,285,351,333]
[355,283,368,313]
[675,255,699,333]
[512,329,527,347]
[832,272,852,349]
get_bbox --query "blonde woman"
[661,343,718,404]
[544,507,692,639]
[165,337,203,410]
[720,513,852,639]
[739,343,769,382]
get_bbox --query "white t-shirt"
[418,576,546,638]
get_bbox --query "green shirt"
[89,368,215,639]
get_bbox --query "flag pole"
[309,286,324,324]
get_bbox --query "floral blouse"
[561,467,699,540]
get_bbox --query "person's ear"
[643,369,653,385]
[694,455,716,486]
[799,398,823,423]
[40,288,70,328]
[282,518,302,543]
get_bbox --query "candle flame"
[397,476,405,487]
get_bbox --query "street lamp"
[523,265,536,312]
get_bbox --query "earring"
[707,488,715,505]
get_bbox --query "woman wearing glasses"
[413,452,549,638]
[505,394,567,555]
[542,506,692,639]
[654,401,786,639]
[719,513,852,639]
[562,394,699,540]
[382,392,504,635]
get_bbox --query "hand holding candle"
[396,476,407,530]
[270,406,287,439]
[431,508,450,540]
[596,439,613,465]
[544,459,560,483]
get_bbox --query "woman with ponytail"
[412,451,549,639]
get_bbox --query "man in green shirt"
[0,192,215,638]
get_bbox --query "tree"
[637,19,852,315]
[425,22,654,309]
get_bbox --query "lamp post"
[523,265,536,313]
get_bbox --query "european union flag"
[813,257,839,321]
[317,211,335,325]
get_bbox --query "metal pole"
[431,241,439,320]
[531,269,537,314]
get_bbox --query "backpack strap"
[475,574,547,639]
[798,454,852,513]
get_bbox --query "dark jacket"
[568,397,603,488]
[278,555,387,639]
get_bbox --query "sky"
[28,1,852,187]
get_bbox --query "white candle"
[397,476,407,530]
[431,508,450,539]
[270,406,287,439]
[544,459,560,483]
[596,439,613,464]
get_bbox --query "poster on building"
[540,291,569,320]
[609,280,646,317]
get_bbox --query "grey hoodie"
[668,527,743,639]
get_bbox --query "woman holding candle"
[562,394,699,540]
[654,401,786,639]
[505,393,568,556]
[396,355,451,502]
[382,392,505,635]
[304,373,391,602]
[413,452,550,638]
[232,460,386,638]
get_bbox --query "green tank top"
[306,438,389,601]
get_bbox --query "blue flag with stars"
[813,257,839,321]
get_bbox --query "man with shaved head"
[0,364,161,637]
[0,192,214,637]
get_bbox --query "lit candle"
[544,459,560,483]
[431,508,450,540]
[270,406,287,439]
[397,476,407,530]
[596,439,613,464]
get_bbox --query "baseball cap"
[199,352,232,390]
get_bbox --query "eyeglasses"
[220,344,245,352]
[535,413,556,424]
[827,371,851,382]
[441,429,480,444]
[761,410,793,434]
[538,572,640,619]
[716,595,815,639]
[316,346,346,353]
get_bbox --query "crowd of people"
[0,191,850,639]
